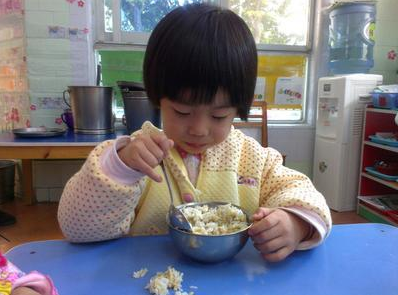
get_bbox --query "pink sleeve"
[12,271,58,295]
[281,206,329,250]
[0,255,58,295]
[100,136,145,185]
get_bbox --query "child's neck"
[175,145,202,159]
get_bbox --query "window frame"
[94,0,316,125]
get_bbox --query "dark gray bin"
[117,81,161,133]
[0,160,15,203]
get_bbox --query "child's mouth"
[185,142,207,149]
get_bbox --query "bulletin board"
[256,55,307,110]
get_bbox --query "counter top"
[0,129,128,146]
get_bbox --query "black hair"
[143,3,257,120]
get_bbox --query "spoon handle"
[160,161,174,205]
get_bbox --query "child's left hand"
[248,207,310,262]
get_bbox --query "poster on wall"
[274,77,304,105]
[254,77,266,101]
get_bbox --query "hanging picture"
[274,77,304,105]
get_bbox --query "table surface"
[5,223,398,295]
[0,129,128,146]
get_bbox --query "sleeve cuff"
[12,271,58,295]
[100,136,145,185]
[281,206,329,250]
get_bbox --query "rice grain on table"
[133,268,148,278]
[146,266,188,295]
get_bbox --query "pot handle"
[63,89,71,108]
[61,113,66,123]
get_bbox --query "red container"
[374,161,398,176]
[372,92,398,109]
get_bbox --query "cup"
[61,109,74,129]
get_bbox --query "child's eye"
[174,109,190,116]
[212,115,228,120]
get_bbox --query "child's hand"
[248,207,310,262]
[118,133,174,182]
[11,287,41,295]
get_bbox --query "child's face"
[160,90,237,154]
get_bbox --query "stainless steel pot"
[117,81,161,133]
[63,86,114,134]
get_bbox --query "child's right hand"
[118,133,174,182]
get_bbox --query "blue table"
[5,224,398,295]
[0,129,127,204]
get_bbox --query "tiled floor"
[0,200,368,253]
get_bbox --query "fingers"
[249,208,278,236]
[249,208,298,262]
[252,207,274,221]
[250,222,281,244]
[261,246,293,263]
[133,155,163,183]
[153,135,174,157]
[251,226,294,262]
[117,132,174,182]
[140,133,173,163]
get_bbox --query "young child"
[0,253,58,295]
[58,3,332,262]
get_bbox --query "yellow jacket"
[58,122,331,242]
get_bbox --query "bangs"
[144,4,257,119]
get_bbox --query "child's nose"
[188,119,209,136]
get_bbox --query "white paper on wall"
[254,77,266,101]
[275,77,304,105]
[48,26,67,39]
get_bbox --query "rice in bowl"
[180,203,249,235]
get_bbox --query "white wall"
[25,0,94,127]
[23,0,94,201]
[369,0,398,84]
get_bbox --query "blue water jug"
[328,3,376,75]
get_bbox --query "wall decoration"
[36,97,65,109]
[387,50,396,60]
[55,117,63,125]
[257,55,306,109]
[274,77,304,105]
[387,49,398,75]
[254,77,266,101]
[69,28,87,41]
[47,26,87,41]
[48,26,66,39]
[0,0,22,15]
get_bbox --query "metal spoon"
[159,161,193,232]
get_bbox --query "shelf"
[364,140,398,152]
[362,172,398,190]
[366,107,398,115]
[359,105,398,226]
[358,203,398,226]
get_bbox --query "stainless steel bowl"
[167,201,252,263]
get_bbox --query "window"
[96,0,314,123]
